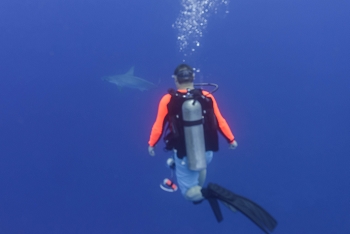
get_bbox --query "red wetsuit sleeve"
[204,91,235,143]
[148,94,171,147]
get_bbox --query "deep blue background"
[1,0,349,233]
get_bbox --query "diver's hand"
[148,146,155,156]
[229,140,238,150]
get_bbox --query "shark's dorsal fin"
[125,66,134,75]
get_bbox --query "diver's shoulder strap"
[168,88,177,96]
[167,88,204,98]
[189,88,204,96]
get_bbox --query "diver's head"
[173,64,195,86]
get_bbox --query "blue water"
[1,0,349,233]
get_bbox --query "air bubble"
[174,0,230,54]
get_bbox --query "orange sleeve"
[204,91,235,143]
[148,94,171,147]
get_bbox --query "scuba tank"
[182,96,206,171]
[165,84,219,171]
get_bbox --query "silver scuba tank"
[182,99,206,171]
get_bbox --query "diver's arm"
[148,94,171,155]
[207,92,236,145]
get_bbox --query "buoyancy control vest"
[165,88,219,168]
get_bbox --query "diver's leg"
[174,152,202,201]
[198,169,206,187]
[185,185,204,201]
[174,151,214,202]
[198,151,213,187]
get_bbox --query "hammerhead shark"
[101,67,157,91]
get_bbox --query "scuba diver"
[148,64,277,233]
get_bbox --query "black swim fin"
[201,183,277,234]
